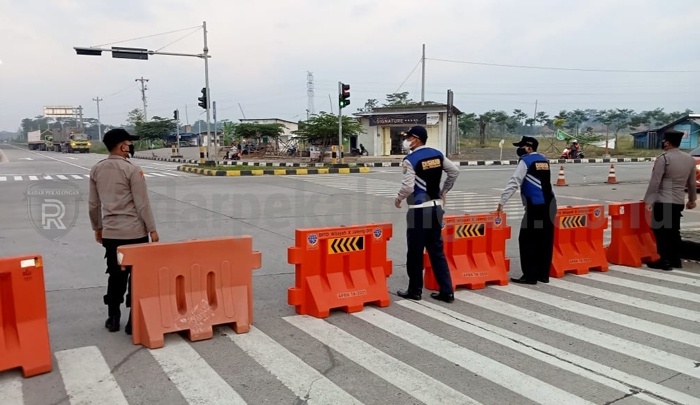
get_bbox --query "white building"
[239,118,299,150]
[354,104,461,156]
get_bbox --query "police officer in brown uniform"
[89,129,159,334]
[644,130,697,270]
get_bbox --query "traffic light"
[198,87,208,110]
[339,83,350,109]
[173,110,179,121]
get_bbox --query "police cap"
[103,128,139,151]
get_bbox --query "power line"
[92,25,202,48]
[427,58,700,73]
[395,58,423,93]
[104,83,139,98]
[155,27,202,52]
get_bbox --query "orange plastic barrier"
[425,213,511,291]
[288,223,392,318]
[551,205,608,277]
[607,201,659,267]
[0,255,52,378]
[118,237,261,349]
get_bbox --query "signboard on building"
[43,106,74,118]
[426,113,440,125]
[369,113,426,126]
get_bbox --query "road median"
[177,165,371,176]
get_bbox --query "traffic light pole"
[203,21,213,162]
[175,110,180,156]
[338,81,343,165]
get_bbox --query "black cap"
[404,126,428,143]
[513,136,539,151]
[103,128,139,151]
[663,129,684,146]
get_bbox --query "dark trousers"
[406,206,453,294]
[651,202,683,263]
[519,200,556,281]
[102,237,149,318]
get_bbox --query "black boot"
[510,276,537,285]
[430,292,454,303]
[106,304,120,332]
[647,260,673,271]
[397,289,422,300]
[125,312,132,335]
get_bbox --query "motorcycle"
[560,145,584,159]
[351,146,368,157]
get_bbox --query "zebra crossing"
[300,176,526,220]
[3,265,700,405]
[0,171,185,182]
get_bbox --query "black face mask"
[661,141,668,150]
[516,147,528,157]
[122,143,134,157]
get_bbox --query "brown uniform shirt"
[643,148,697,205]
[89,155,156,240]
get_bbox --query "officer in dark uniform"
[498,136,556,284]
[89,129,159,334]
[395,126,460,302]
[644,130,697,270]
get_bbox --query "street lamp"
[73,21,216,162]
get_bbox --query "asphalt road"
[1,142,700,405]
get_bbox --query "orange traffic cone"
[556,166,568,186]
[606,164,617,184]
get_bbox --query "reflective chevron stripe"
[328,236,365,254]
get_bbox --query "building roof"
[354,103,462,117]
[239,118,298,125]
[632,113,699,137]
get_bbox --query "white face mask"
[402,139,412,152]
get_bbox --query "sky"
[0,0,698,131]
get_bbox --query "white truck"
[27,130,50,151]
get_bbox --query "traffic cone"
[606,164,617,184]
[556,166,568,186]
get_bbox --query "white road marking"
[285,316,480,405]
[57,175,69,180]
[0,176,6,182]
[28,175,38,181]
[71,175,83,180]
[161,172,181,176]
[19,157,33,160]
[611,265,700,287]
[44,175,53,180]
[149,334,247,405]
[353,308,594,405]
[500,284,700,349]
[673,269,700,279]
[581,272,700,304]
[64,157,78,160]
[55,346,129,405]
[9,144,90,171]
[227,326,362,405]
[456,291,700,379]
[549,278,700,322]
[398,300,690,405]
[150,173,167,177]
[0,371,23,405]
[13,176,22,181]
[143,173,154,178]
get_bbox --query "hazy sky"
[0,0,698,131]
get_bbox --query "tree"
[126,109,145,129]
[477,110,509,145]
[222,121,236,145]
[535,111,550,127]
[511,109,528,125]
[135,116,175,142]
[458,113,478,137]
[234,123,285,142]
[384,92,413,106]
[358,98,379,113]
[566,109,588,135]
[605,109,634,150]
[293,112,363,162]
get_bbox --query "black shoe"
[510,276,537,285]
[430,292,454,303]
[125,320,132,335]
[671,259,683,269]
[647,260,673,271]
[397,289,421,301]
[537,277,550,284]
[105,317,120,333]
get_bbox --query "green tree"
[135,116,175,142]
[234,123,285,142]
[126,109,145,129]
[535,111,550,127]
[358,98,379,113]
[458,113,478,137]
[293,112,363,162]
[222,121,236,145]
[384,92,413,106]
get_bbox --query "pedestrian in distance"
[644,130,697,271]
[89,128,159,335]
[395,126,460,303]
[498,136,557,285]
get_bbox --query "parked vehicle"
[27,130,53,151]
[53,130,90,153]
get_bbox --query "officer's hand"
[150,230,160,242]
[394,198,402,209]
[94,229,102,244]
[687,201,697,210]
[496,204,503,213]
[441,191,447,206]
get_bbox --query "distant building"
[239,118,299,150]
[632,114,699,149]
[354,104,461,156]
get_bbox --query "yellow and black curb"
[178,165,371,176]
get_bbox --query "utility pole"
[238,103,246,119]
[533,100,538,134]
[135,77,149,121]
[77,105,84,129]
[213,101,217,155]
[338,82,342,164]
[185,104,190,125]
[307,71,315,117]
[202,20,213,162]
[92,96,103,141]
[328,94,334,114]
[421,44,426,106]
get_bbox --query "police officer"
[497,136,556,284]
[395,126,460,302]
[89,129,159,334]
[644,130,697,270]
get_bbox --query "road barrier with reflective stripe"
[551,205,608,278]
